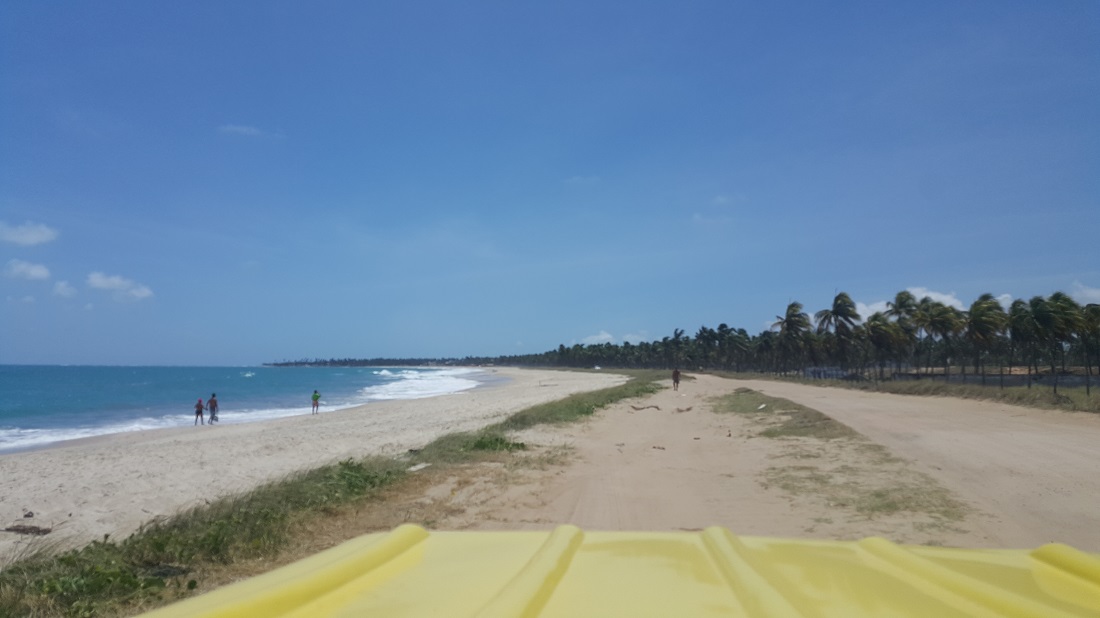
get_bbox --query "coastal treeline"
[272,290,1100,395]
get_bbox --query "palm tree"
[1083,304,1100,396]
[965,293,1008,386]
[814,292,861,371]
[1049,292,1083,376]
[716,324,749,371]
[668,328,687,369]
[694,326,718,369]
[912,296,937,375]
[864,311,901,381]
[753,330,779,373]
[773,301,811,375]
[926,301,963,381]
[885,290,918,322]
[885,290,919,375]
[1007,300,1034,388]
[1028,295,1063,393]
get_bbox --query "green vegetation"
[761,465,967,524]
[767,374,1100,413]
[493,377,661,432]
[0,456,405,617]
[721,387,969,537]
[713,388,857,440]
[412,430,527,465]
[0,375,659,618]
[853,484,966,521]
[444,290,1100,408]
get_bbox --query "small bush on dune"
[414,430,526,464]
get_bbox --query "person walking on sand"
[206,393,219,424]
[311,390,321,414]
[672,369,681,391]
[194,398,205,425]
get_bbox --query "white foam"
[0,367,487,453]
[357,368,480,402]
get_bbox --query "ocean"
[0,365,493,454]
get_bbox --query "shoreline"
[0,366,503,457]
[0,368,627,561]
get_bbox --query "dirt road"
[438,374,1100,551]
[737,378,1100,550]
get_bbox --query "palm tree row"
[496,291,1100,396]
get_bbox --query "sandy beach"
[0,368,626,561]
[5,368,1099,567]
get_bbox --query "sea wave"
[0,367,487,453]
[359,367,480,401]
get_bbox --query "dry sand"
[424,374,1100,551]
[0,368,627,561]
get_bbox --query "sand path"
[737,378,1100,550]
[449,374,1100,551]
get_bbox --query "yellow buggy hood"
[142,524,1100,617]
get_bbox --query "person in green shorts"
[311,390,321,414]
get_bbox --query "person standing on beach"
[672,369,681,391]
[194,398,205,425]
[311,390,321,414]
[206,393,219,424]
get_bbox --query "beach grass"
[0,373,660,618]
[721,388,971,540]
[0,456,406,617]
[492,377,662,432]
[712,388,857,440]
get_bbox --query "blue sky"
[2,2,1098,366]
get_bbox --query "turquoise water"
[0,365,488,453]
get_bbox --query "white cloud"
[854,300,888,322]
[54,280,77,297]
[906,287,966,310]
[1071,281,1100,305]
[581,330,614,345]
[4,259,50,280]
[87,271,153,301]
[0,221,59,246]
[855,287,1016,322]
